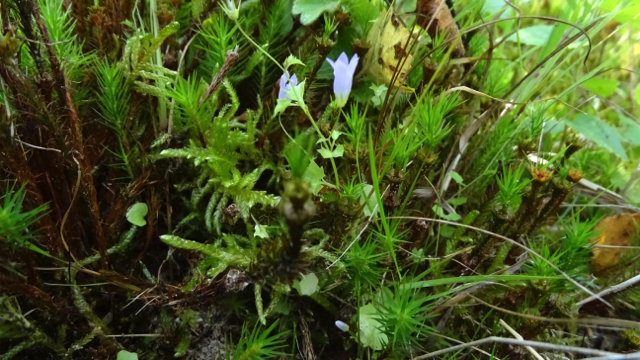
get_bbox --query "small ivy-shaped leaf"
[285,79,307,105]
[126,203,148,227]
[295,272,319,296]
[303,160,325,195]
[254,224,269,239]
[370,84,388,107]
[273,98,292,117]
[318,144,344,159]
[330,130,344,141]
[292,0,340,25]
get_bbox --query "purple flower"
[335,320,350,332]
[278,71,298,101]
[326,52,359,108]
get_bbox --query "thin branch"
[577,273,640,307]
[499,319,544,360]
[15,139,62,153]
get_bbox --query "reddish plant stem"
[32,2,109,267]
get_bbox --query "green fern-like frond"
[161,234,256,288]
[159,146,239,182]
[218,166,280,220]
[159,80,275,233]
[121,22,180,100]
[38,0,95,82]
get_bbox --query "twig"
[411,336,621,359]
[15,139,62,153]
[499,319,544,360]
[577,273,640,307]
[198,46,240,105]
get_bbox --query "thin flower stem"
[301,106,341,189]
[234,21,285,73]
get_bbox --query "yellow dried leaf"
[363,11,415,89]
[590,213,640,272]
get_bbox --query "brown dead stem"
[31,0,109,267]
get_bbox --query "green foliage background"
[0,0,639,359]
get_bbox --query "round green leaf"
[296,272,319,296]
[117,350,138,360]
[126,203,148,227]
[359,303,387,350]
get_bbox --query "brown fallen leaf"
[416,0,465,57]
[591,213,640,272]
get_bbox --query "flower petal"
[337,52,349,66]
[326,53,358,108]
[348,54,359,74]
[278,71,289,100]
